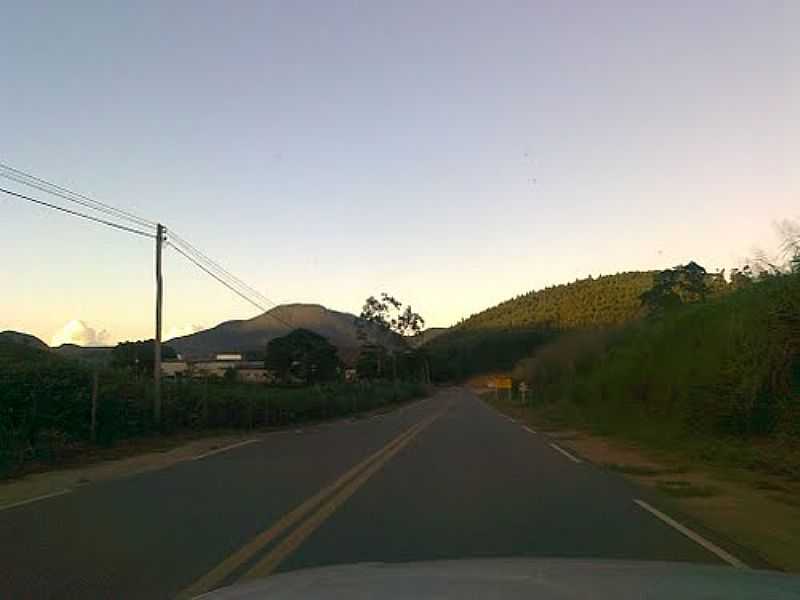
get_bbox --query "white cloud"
[166,324,205,340]
[51,320,111,347]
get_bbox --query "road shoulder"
[0,393,432,511]
[481,391,800,573]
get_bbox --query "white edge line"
[634,499,748,569]
[0,488,71,511]
[549,442,582,463]
[523,426,537,434]
[191,439,260,461]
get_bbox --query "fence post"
[202,376,209,427]
[90,371,99,443]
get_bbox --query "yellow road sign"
[495,377,512,390]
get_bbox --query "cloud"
[51,320,111,347]
[166,324,205,340]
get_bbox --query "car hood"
[197,557,800,599]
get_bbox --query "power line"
[3,163,294,329]
[168,234,265,299]
[167,241,293,330]
[0,162,156,228]
[167,232,295,330]
[169,231,280,308]
[0,169,154,229]
[0,186,155,238]
[168,238,271,306]
[167,240,293,329]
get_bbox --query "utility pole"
[154,223,164,426]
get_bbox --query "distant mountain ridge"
[167,303,405,364]
[1,330,112,365]
[0,330,49,351]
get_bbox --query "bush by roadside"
[0,341,427,477]
[509,273,800,478]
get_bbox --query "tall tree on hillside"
[265,328,340,384]
[355,293,425,379]
[777,219,800,274]
[641,261,710,312]
[730,265,754,289]
[358,293,425,338]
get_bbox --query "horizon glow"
[1,1,797,345]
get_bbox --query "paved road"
[2,388,739,598]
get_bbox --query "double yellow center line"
[179,407,445,598]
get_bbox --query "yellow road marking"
[242,410,443,580]
[177,414,435,598]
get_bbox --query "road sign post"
[519,381,528,404]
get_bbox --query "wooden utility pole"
[154,223,164,425]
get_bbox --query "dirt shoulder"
[1,394,428,511]
[482,392,800,573]
[0,431,266,510]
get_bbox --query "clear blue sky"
[1,1,798,345]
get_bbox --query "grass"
[601,463,685,477]
[655,480,720,498]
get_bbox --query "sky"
[1,1,798,345]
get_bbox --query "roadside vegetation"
[0,294,432,478]
[425,221,800,480]
[426,271,656,379]
[509,263,800,477]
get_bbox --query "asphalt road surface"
[1,387,745,599]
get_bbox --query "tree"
[641,262,709,313]
[355,293,425,379]
[777,219,800,274]
[223,367,238,383]
[730,265,753,289]
[357,293,425,338]
[265,328,340,384]
[111,340,177,374]
[355,343,388,380]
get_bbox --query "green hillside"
[511,271,800,475]
[459,271,656,331]
[426,271,656,379]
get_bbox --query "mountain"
[409,327,448,348]
[52,344,113,367]
[167,303,404,364]
[0,330,49,351]
[0,330,113,366]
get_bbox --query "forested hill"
[455,271,656,332]
[425,271,657,380]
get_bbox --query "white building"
[162,360,189,377]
